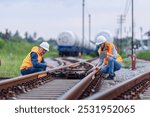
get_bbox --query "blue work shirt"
[31,52,47,69]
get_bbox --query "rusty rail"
[86,71,150,100]
[51,58,64,67]
[0,60,79,90]
[0,71,52,99]
[0,71,48,89]
[0,60,97,99]
[58,64,103,100]
[57,70,96,99]
[0,60,82,99]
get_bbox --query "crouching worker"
[20,42,53,75]
[95,32,122,80]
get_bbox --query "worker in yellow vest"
[96,33,122,80]
[20,42,53,75]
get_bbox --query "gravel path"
[98,58,150,92]
[115,59,150,81]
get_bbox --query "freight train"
[56,31,96,56]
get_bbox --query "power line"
[117,14,125,53]
[123,0,131,17]
[88,14,91,48]
[117,15,125,39]
[82,0,85,48]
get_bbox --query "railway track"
[0,57,106,100]
[83,57,150,100]
[1,57,150,100]
[17,79,80,100]
[86,71,150,100]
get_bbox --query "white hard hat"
[39,42,49,51]
[95,31,113,44]
[95,35,107,45]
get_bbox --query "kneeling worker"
[96,33,122,80]
[20,42,53,75]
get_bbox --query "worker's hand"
[46,63,53,68]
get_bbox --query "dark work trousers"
[100,57,122,76]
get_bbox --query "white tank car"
[83,39,95,50]
[57,31,96,56]
[89,43,96,50]
[82,37,96,52]
[57,31,81,47]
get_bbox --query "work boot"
[106,73,115,80]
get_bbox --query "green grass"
[122,59,131,69]
[81,54,93,60]
[0,40,34,77]
[0,40,58,77]
[81,52,97,60]
[44,48,58,58]
[120,53,128,59]
[136,51,150,58]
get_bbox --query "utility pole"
[119,15,125,40]
[140,27,143,39]
[131,0,136,70]
[117,15,125,53]
[88,14,91,48]
[140,27,145,49]
[82,0,85,48]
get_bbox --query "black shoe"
[106,74,115,80]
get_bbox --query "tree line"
[0,29,57,48]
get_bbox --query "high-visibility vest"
[98,42,122,64]
[20,46,43,70]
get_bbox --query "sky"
[0,0,149,41]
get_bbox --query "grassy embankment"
[121,52,150,69]
[136,51,150,59]
[0,40,58,77]
[82,53,96,60]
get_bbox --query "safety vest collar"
[31,46,42,56]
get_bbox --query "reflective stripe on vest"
[20,46,43,70]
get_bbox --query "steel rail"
[86,71,150,100]
[0,60,95,99]
[51,58,64,67]
[15,61,95,100]
[0,71,48,89]
[0,61,81,90]
[57,64,103,100]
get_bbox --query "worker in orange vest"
[20,42,53,75]
[96,32,122,80]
